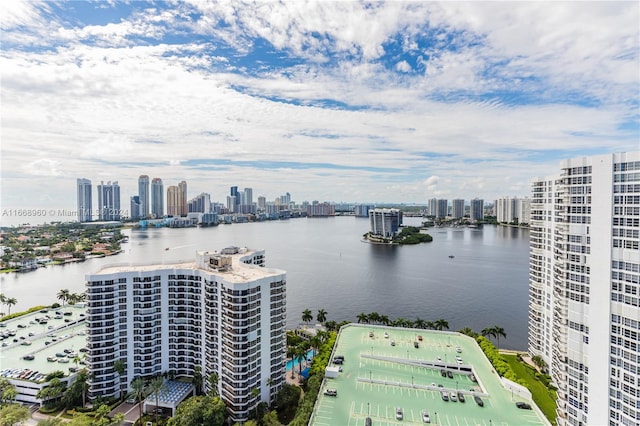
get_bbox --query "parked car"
[324,388,337,397]
[395,407,403,420]
[414,341,419,348]
[421,410,431,423]
[365,417,372,426]
[516,402,532,410]
[458,392,465,403]
[390,340,396,346]
[474,395,484,407]
[449,391,457,402]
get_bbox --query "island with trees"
[364,226,433,245]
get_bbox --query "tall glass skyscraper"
[151,178,163,218]
[77,178,92,222]
[97,181,120,221]
[138,175,149,218]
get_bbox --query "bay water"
[0,217,531,350]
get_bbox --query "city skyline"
[2,2,638,212]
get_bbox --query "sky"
[1,1,638,217]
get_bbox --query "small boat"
[448,255,455,259]
[165,247,170,251]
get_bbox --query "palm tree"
[316,309,327,324]
[208,372,219,396]
[287,346,296,379]
[302,309,313,324]
[457,327,477,337]
[369,312,380,324]
[425,321,435,330]
[4,297,17,315]
[192,366,203,395]
[309,334,322,357]
[492,326,507,349]
[266,377,275,400]
[251,387,260,419]
[130,377,147,421]
[379,314,390,326]
[357,312,369,324]
[531,355,548,373]
[113,359,126,400]
[148,376,167,425]
[57,289,70,306]
[481,327,497,342]
[414,317,427,329]
[296,344,308,375]
[434,319,449,330]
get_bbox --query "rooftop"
[311,324,549,425]
[89,248,284,283]
[0,305,88,383]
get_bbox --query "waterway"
[1,217,531,350]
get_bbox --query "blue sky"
[1,1,638,214]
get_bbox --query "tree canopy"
[167,395,227,426]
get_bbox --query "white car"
[395,407,403,420]
[422,410,431,423]
[384,332,389,339]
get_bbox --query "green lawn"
[503,354,557,425]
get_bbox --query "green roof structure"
[310,324,550,426]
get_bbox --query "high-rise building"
[517,197,531,225]
[436,199,448,218]
[427,198,437,217]
[188,193,211,213]
[97,181,120,221]
[306,201,335,217]
[151,178,164,218]
[178,181,187,216]
[495,196,519,223]
[129,196,141,220]
[242,187,253,214]
[138,175,150,219]
[86,247,287,423]
[77,178,92,222]
[257,196,266,210]
[226,195,236,213]
[369,208,402,237]
[528,152,639,426]
[167,185,179,216]
[452,199,465,219]
[470,198,484,221]
[355,204,375,218]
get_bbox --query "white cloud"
[0,1,637,211]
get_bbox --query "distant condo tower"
[452,198,465,219]
[470,198,484,221]
[138,175,149,218]
[151,178,164,218]
[77,178,92,222]
[528,152,639,426]
[369,208,402,237]
[86,247,287,423]
[178,180,187,216]
[97,181,120,221]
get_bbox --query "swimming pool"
[286,349,314,371]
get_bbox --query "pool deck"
[311,324,550,426]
